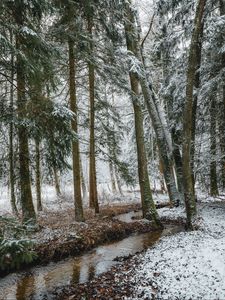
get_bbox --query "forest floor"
[0,197,171,276]
[52,199,225,300]
[1,191,225,299]
[33,203,159,265]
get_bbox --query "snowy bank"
[125,202,225,300]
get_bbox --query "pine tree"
[124,0,181,207]
[125,14,161,226]
[14,2,36,223]
[182,0,207,229]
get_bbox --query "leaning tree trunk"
[130,77,161,226]
[15,9,36,223]
[210,97,219,196]
[68,39,84,222]
[125,1,181,207]
[35,138,42,211]
[149,89,181,207]
[182,0,207,229]
[125,27,161,227]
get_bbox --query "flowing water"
[0,212,182,300]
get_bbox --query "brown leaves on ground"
[32,203,156,264]
[52,255,140,300]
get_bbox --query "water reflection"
[115,211,142,223]
[0,225,182,300]
[16,276,35,300]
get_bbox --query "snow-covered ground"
[125,201,225,300]
[0,182,168,215]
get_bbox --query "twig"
[140,13,155,50]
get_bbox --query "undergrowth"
[0,216,37,272]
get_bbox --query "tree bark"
[190,17,204,194]
[161,25,185,204]
[210,97,219,196]
[218,96,225,189]
[15,8,36,223]
[9,30,18,215]
[125,1,181,207]
[109,160,117,193]
[68,39,85,222]
[53,166,61,197]
[219,0,225,189]
[125,21,162,227]
[80,157,87,200]
[130,78,161,226]
[182,0,207,229]
[35,138,42,211]
[172,131,184,200]
[106,90,117,194]
[88,17,99,214]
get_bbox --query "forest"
[0,0,225,299]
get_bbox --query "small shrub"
[0,216,38,272]
[0,238,37,271]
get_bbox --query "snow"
[125,202,225,300]
[0,180,169,215]
[21,26,37,36]
[158,205,186,220]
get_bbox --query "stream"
[0,212,182,300]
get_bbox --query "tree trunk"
[106,90,117,194]
[68,39,84,222]
[182,0,207,229]
[124,1,181,207]
[125,26,161,227]
[53,166,61,197]
[88,17,99,214]
[80,157,87,200]
[161,25,185,204]
[35,138,42,211]
[109,160,117,193]
[219,0,225,189]
[130,80,161,226]
[159,159,167,193]
[218,96,225,189]
[172,130,185,203]
[220,0,225,15]
[115,169,123,195]
[15,10,35,223]
[190,17,204,193]
[9,31,18,215]
[210,97,219,196]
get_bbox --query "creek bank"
[0,202,171,278]
[51,255,139,300]
[49,224,185,300]
[33,202,178,265]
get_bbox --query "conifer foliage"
[0,0,224,229]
